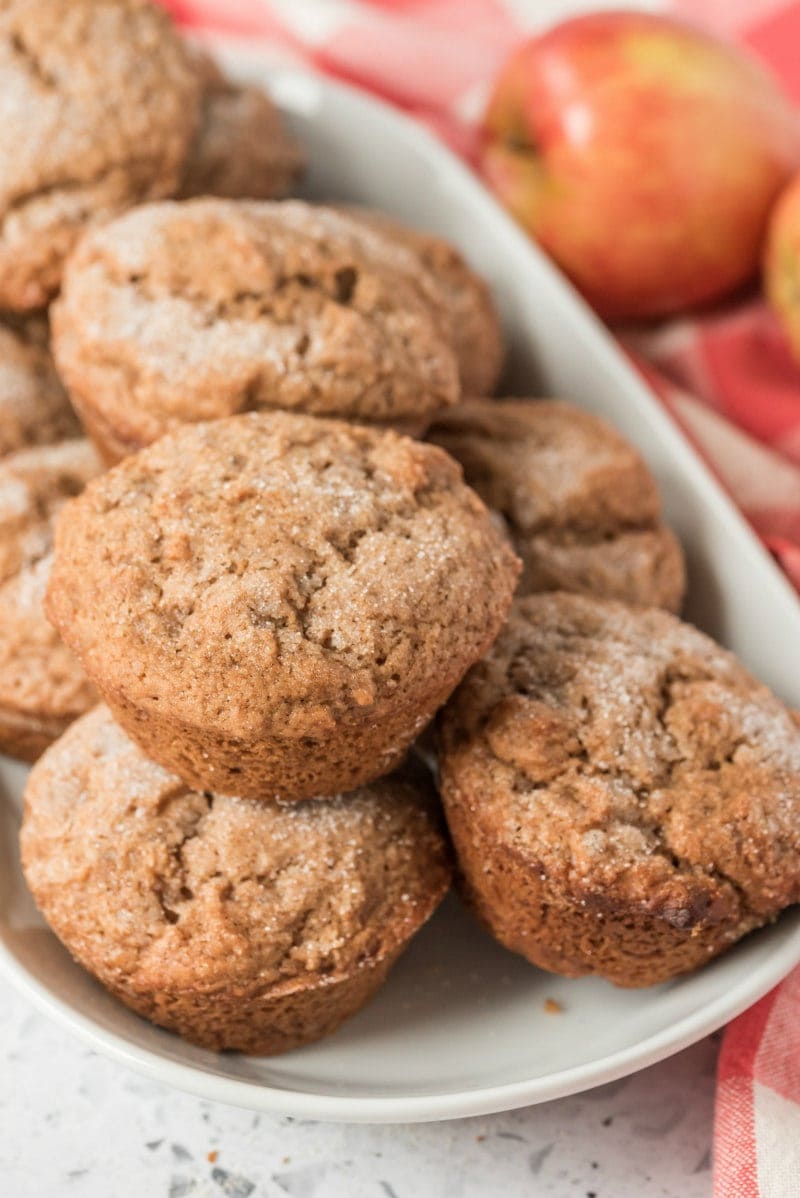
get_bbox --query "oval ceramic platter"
[2,41,800,1123]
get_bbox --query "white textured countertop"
[1,973,715,1198]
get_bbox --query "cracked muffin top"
[0,0,201,311]
[179,53,304,201]
[51,198,461,461]
[439,592,800,931]
[342,207,504,396]
[0,319,80,458]
[46,411,520,743]
[0,438,100,737]
[21,705,452,993]
[428,399,685,611]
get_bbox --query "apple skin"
[481,11,800,320]
[765,174,800,361]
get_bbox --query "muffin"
[438,593,800,987]
[0,0,201,311]
[51,198,462,463]
[180,53,304,201]
[0,439,101,760]
[46,411,520,799]
[342,207,504,396]
[0,319,80,459]
[21,706,451,1054]
[428,399,685,611]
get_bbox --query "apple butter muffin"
[0,319,80,459]
[52,198,461,462]
[0,438,101,760]
[342,207,504,396]
[428,398,685,610]
[179,53,304,201]
[438,592,800,987]
[46,411,520,799]
[21,706,451,1054]
[0,0,201,311]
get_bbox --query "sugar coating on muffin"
[438,592,800,987]
[51,199,462,462]
[21,706,452,1054]
[0,319,80,459]
[342,207,504,396]
[427,398,685,611]
[179,53,304,201]
[0,439,101,760]
[46,411,520,799]
[0,0,202,311]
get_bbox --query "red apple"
[481,11,800,320]
[765,173,800,362]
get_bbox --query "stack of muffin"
[4,0,800,1057]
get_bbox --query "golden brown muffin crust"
[21,706,452,1053]
[0,438,101,759]
[428,398,685,611]
[342,207,504,396]
[0,319,80,458]
[0,0,201,311]
[47,411,519,798]
[438,593,800,986]
[52,199,461,462]
[180,53,304,201]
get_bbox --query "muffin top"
[428,398,685,609]
[0,0,201,310]
[0,438,100,721]
[179,54,304,201]
[47,411,519,741]
[0,320,80,458]
[22,705,451,993]
[439,592,800,931]
[52,198,461,446]
[343,207,504,396]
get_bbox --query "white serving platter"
[2,43,800,1124]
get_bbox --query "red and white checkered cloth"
[161,1,800,1191]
